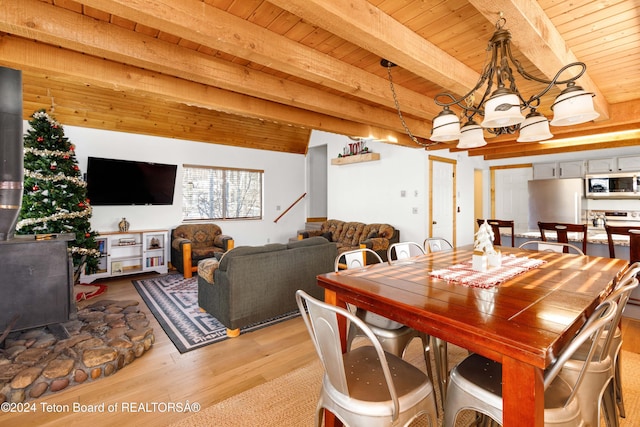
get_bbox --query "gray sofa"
[197,236,337,336]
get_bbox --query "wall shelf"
[331,152,380,165]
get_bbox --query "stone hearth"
[0,299,154,403]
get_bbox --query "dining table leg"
[502,356,545,426]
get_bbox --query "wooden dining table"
[316,244,628,426]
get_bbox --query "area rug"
[74,283,108,302]
[169,343,640,427]
[133,273,300,353]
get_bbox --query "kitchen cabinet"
[587,155,640,173]
[586,158,615,173]
[533,161,583,179]
[617,155,640,172]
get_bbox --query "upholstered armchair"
[171,223,234,278]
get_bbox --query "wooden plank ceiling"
[0,0,638,158]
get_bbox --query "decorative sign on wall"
[338,139,370,157]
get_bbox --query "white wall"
[309,131,483,246]
[51,124,308,246]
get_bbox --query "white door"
[494,168,532,232]
[431,160,454,244]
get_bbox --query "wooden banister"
[274,192,306,223]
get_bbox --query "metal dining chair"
[560,276,638,427]
[423,237,453,253]
[296,290,438,427]
[336,248,439,415]
[444,298,618,427]
[538,221,588,254]
[387,241,425,264]
[518,240,585,255]
[610,262,640,417]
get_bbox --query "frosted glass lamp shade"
[517,112,553,142]
[457,121,487,148]
[481,90,525,128]
[550,86,600,126]
[430,108,461,142]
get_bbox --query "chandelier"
[385,16,599,149]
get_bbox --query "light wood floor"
[4,273,640,426]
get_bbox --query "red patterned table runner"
[429,255,546,288]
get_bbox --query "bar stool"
[538,221,588,255]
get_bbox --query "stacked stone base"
[0,299,155,403]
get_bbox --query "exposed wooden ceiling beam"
[0,35,417,149]
[0,0,430,140]
[74,0,440,120]
[268,0,480,97]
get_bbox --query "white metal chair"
[296,290,438,427]
[337,248,440,415]
[387,241,425,264]
[611,262,640,417]
[423,237,453,253]
[444,298,618,427]
[560,276,638,427]
[518,240,585,255]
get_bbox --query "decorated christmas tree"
[15,109,100,278]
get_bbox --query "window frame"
[181,164,264,221]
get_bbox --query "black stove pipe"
[0,66,23,240]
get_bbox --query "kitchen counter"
[500,228,630,260]
[512,228,628,246]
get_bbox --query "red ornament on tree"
[50,164,56,170]
[78,202,85,208]
[32,184,39,191]
[73,165,79,171]
[37,136,44,142]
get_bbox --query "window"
[182,165,263,220]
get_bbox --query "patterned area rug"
[133,273,300,353]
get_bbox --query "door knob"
[432,221,437,224]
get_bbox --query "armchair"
[171,223,234,278]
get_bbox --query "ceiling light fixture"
[384,14,599,149]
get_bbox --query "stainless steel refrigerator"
[528,178,584,229]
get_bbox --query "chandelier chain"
[386,64,439,148]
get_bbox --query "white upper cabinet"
[616,155,640,172]
[587,155,640,173]
[533,161,583,179]
[587,158,616,173]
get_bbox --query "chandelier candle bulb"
[550,85,600,126]
[517,112,554,142]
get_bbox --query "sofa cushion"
[287,236,331,249]
[198,258,219,284]
[173,223,222,249]
[337,222,366,246]
[361,223,395,242]
[320,219,345,242]
[218,243,286,271]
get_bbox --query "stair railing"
[274,192,306,223]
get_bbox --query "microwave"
[585,172,640,198]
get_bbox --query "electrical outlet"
[412,207,418,214]
[401,190,406,197]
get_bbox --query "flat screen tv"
[86,157,177,205]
